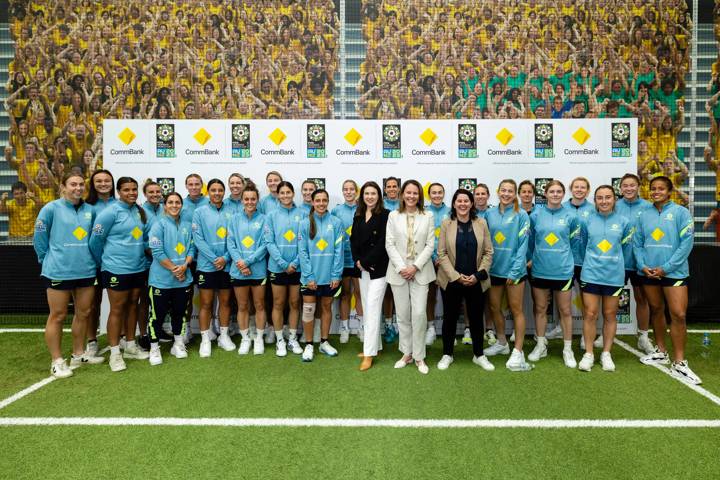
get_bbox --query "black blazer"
[350,208,390,280]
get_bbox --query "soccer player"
[425,183,450,346]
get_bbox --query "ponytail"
[309,204,317,239]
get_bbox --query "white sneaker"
[563,348,577,369]
[637,335,655,355]
[528,338,547,362]
[670,360,702,385]
[546,325,563,339]
[593,335,604,349]
[109,352,127,372]
[206,328,218,341]
[319,340,338,357]
[237,338,252,355]
[170,342,188,359]
[339,328,350,344]
[640,347,670,365]
[462,327,473,345]
[484,342,510,357]
[253,337,265,355]
[483,329,495,345]
[472,355,495,371]
[149,345,163,366]
[69,352,105,367]
[425,325,436,345]
[578,352,594,372]
[437,355,453,370]
[199,338,212,358]
[123,344,150,360]
[416,360,429,374]
[288,337,303,355]
[119,337,127,350]
[276,338,288,357]
[600,352,615,372]
[394,356,412,369]
[302,344,314,362]
[265,328,276,344]
[217,334,236,352]
[50,359,73,378]
[506,349,533,371]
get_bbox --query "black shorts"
[641,277,689,287]
[101,271,147,291]
[342,266,361,278]
[300,284,342,298]
[231,278,266,287]
[196,270,231,290]
[530,276,574,291]
[573,265,582,282]
[42,276,96,290]
[269,271,301,286]
[625,270,642,287]
[490,275,527,286]
[580,281,624,297]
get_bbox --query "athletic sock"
[200,330,209,341]
[110,345,121,355]
[289,328,298,338]
[321,338,328,344]
[240,329,249,339]
[275,330,283,342]
[638,330,648,338]
[125,340,136,349]
[341,320,349,330]
[384,317,392,325]
[220,326,229,336]
[174,335,183,344]
[563,340,572,350]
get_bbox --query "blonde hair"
[570,176,590,191]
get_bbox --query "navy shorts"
[490,275,527,286]
[580,281,624,297]
[624,270,642,287]
[101,271,146,291]
[269,271,301,286]
[573,265,582,282]
[42,276,96,290]
[300,284,342,298]
[196,270,231,290]
[342,266,361,278]
[231,278,266,287]
[530,276,573,291]
[641,277,689,287]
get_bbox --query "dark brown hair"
[356,181,385,217]
[398,179,424,213]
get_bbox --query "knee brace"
[302,303,316,323]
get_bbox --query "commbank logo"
[269,128,287,146]
[118,127,136,145]
[193,128,211,146]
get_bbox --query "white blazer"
[385,209,436,286]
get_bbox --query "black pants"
[148,286,192,342]
[440,281,485,357]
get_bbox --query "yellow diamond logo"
[269,128,287,145]
[72,227,87,240]
[345,226,352,236]
[283,229,296,242]
[193,128,211,145]
[544,232,559,246]
[216,227,227,239]
[131,227,142,240]
[572,127,590,145]
[494,231,506,245]
[344,128,362,146]
[241,236,255,248]
[118,128,136,145]
[174,242,186,255]
[434,227,441,238]
[651,228,665,242]
[496,128,514,146]
[596,239,612,253]
[316,238,328,251]
[420,128,437,146]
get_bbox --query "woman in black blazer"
[351,181,390,371]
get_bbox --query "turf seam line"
[1,417,720,428]
[0,328,72,333]
[613,338,720,407]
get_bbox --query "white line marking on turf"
[0,377,56,410]
[613,338,720,407]
[0,328,71,333]
[687,329,720,334]
[0,417,719,428]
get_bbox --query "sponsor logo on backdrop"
[412,128,446,156]
[616,288,631,323]
[611,122,631,157]
[337,127,370,156]
[157,178,175,195]
[534,124,554,158]
[535,177,552,205]
[307,177,325,190]
[111,127,145,155]
[565,127,599,155]
[612,177,622,198]
[156,124,176,158]
[262,128,295,155]
[458,178,477,191]
[306,124,326,159]
[382,124,401,158]
[231,124,251,158]
[186,128,219,155]
[489,127,522,157]
[458,124,477,159]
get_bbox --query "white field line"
[0,417,719,429]
[613,338,720,407]
[0,328,71,333]
[0,377,56,410]
[687,329,720,334]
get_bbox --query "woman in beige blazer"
[385,180,436,374]
[436,188,495,371]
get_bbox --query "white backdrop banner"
[103,118,638,336]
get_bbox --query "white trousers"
[390,280,429,361]
[359,271,387,357]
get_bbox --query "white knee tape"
[302,303,316,323]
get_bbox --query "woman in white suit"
[385,179,436,374]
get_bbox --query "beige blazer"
[436,217,494,292]
[385,209,436,286]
